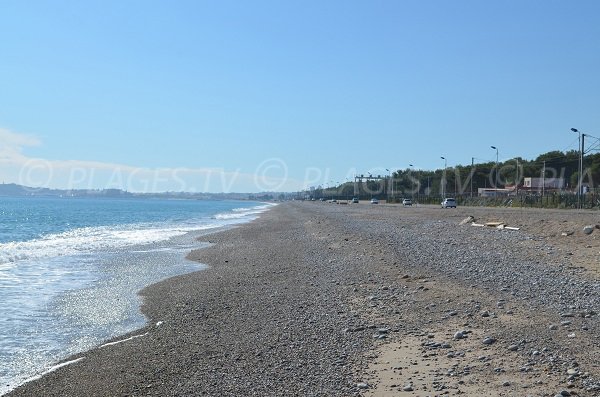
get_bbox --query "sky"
[1,0,599,193]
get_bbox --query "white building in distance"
[522,177,565,190]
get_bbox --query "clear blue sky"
[1,0,599,192]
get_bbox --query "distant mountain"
[0,183,31,196]
[0,183,132,197]
[0,183,280,201]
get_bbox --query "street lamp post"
[440,157,447,198]
[491,146,499,196]
[427,176,430,196]
[409,164,414,199]
[330,180,335,201]
[571,128,582,209]
[385,168,393,202]
[470,157,474,198]
[515,158,519,195]
[542,160,546,198]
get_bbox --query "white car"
[402,199,412,206]
[441,198,457,208]
[370,198,379,204]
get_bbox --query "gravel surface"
[6,201,600,396]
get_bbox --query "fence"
[399,193,600,209]
[312,190,600,209]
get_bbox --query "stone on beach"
[583,225,595,235]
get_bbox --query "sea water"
[0,196,272,395]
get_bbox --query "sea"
[0,196,272,395]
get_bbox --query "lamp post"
[427,176,430,196]
[491,146,499,196]
[330,180,335,201]
[571,128,582,209]
[542,160,546,198]
[515,158,519,195]
[580,132,600,201]
[385,168,393,202]
[409,164,415,199]
[440,156,447,198]
[470,157,475,198]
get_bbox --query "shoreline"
[7,202,600,396]
[1,204,267,396]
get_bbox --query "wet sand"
[6,202,600,396]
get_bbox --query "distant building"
[522,177,565,190]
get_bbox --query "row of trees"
[310,150,600,200]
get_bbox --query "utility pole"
[427,176,430,196]
[470,157,474,198]
[491,146,499,196]
[409,164,414,200]
[542,160,546,197]
[571,128,582,209]
[440,157,447,198]
[385,169,391,202]
[515,158,519,195]
[582,133,586,203]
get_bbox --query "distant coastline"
[0,183,278,201]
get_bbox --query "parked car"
[351,197,359,203]
[402,198,412,206]
[441,198,457,208]
[370,198,379,204]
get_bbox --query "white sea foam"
[20,357,86,387]
[213,203,275,220]
[0,225,193,266]
[0,203,273,267]
[100,332,148,348]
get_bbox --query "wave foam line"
[12,331,150,393]
[214,203,276,220]
[21,357,86,385]
[100,332,148,348]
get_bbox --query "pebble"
[482,337,496,345]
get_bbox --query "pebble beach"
[6,201,600,396]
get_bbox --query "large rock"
[459,216,475,225]
[583,225,596,235]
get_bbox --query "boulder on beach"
[583,225,596,235]
[459,216,475,225]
